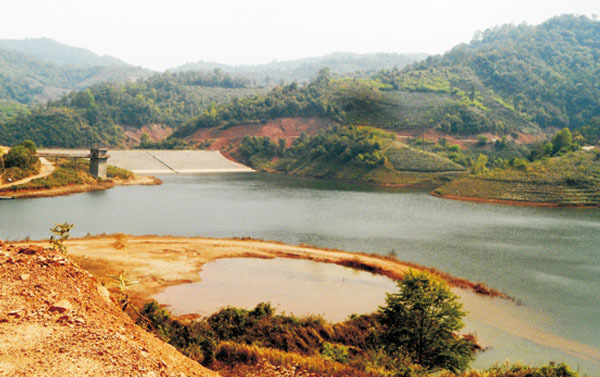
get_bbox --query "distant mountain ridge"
[171,52,429,84]
[0,37,128,67]
[0,39,152,104]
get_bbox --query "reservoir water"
[1,173,599,374]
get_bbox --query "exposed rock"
[8,309,24,316]
[49,299,73,313]
[96,284,111,303]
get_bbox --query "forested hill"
[0,38,128,67]
[171,52,428,84]
[450,15,600,135]
[0,39,151,104]
[0,70,266,147]
[174,15,600,141]
[374,15,600,138]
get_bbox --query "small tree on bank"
[49,223,74,255]
[379,270,476,373]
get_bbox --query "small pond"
[153,257,398,322]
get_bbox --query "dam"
[36,149,253,174]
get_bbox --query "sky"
[0,0,598,71]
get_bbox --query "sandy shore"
[0,175,161,199]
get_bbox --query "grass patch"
[107,165,134,180]
[214,341,380,377]
[386,143,466,172]
[1,165,39,183]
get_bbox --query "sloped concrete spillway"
[38,149,253,174]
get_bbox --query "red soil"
[191,118,334,150]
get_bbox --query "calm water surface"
[1,173,599,374]
[154,257,399,322]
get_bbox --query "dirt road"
[0,157,55,188]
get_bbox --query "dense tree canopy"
[2,140,38,172]
[379,270,475,372]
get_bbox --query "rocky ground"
[0,240,219,377]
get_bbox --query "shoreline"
[12,234,507,299]
[0,175,162,199]
[259,167,460,190]
[430,191,600,208]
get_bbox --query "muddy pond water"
[153,257,399,322]
[1,172,600,374]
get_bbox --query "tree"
[4,144,37,169]
[21,140,37,154]
[379,270,475,372]
[472,154,489,175]
[552,128,574,155]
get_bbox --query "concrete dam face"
[36,149,253,175]
[106,150,253,174]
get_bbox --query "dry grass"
[214,341,382,377]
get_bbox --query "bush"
[137,300,217,366]
[321,342,350,363]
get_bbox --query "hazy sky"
[0,0,597,71]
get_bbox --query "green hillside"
[171,15,600,143]
[434,150,600,206]
[367,15,600,138]
[239,125,466,187]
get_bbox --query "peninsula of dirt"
[15,234,505,300]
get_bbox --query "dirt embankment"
[0,175,162,200]
[0,240,219,377]
[191,118,334,151]
[14,235,506,301]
